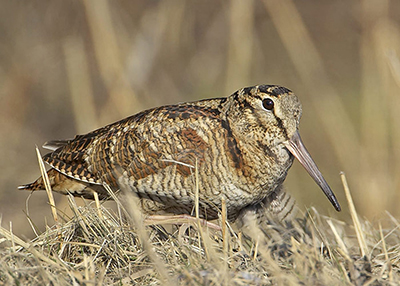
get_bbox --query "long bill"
[284,131,341,212]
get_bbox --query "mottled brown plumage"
[20,85,340,221]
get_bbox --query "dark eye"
[262,98,274,110]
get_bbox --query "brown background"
[1,0,400,239]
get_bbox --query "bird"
[19,85,341,222]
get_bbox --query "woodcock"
[20,85,341,221]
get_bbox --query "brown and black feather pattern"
[20,85,302,221]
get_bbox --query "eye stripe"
[274,115,289,140]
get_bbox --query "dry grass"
[1,177,399,285]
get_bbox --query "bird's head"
[226,85,341,211]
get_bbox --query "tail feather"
[42,139,70,151]
[18,168,111,200]
[18,182,43,191]
[18,170,51,191]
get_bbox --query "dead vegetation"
[1,178,399,285]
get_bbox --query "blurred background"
[1,0,400,239]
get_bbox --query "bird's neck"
[226,119,294,197]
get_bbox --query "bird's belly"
[119,155,292,220]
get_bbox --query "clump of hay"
[1,188,399,285]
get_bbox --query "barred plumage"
[19,85,340,222]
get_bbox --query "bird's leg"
[144,214,222,231]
